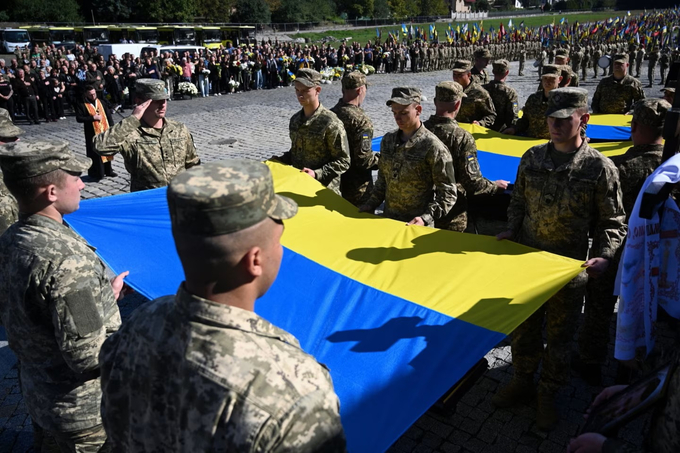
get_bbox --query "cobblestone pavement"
[0,62,669,453]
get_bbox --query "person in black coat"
[75,85,116,180]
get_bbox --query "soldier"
[647,47,660,87]
[662,87,675,105]
[555,49,579,86]
[493,88,626,430]
[505,64,562,139]
[581,47,590,80]
[471,48,491,85]
[635,46,645,78]
[660,48,670,85]
[591,54,645,114]
[423,81,508,232]
[593,46,602,78]
[451,60,496,128]
[358,87,456,227]
[0,140,128,451]
[0,107,21,235]
[99,160,347,452]
[518,45,527,76]
[547,46,555,65]
[483,59,519,132]
[571,46,582,74]
[94,78,200,192]
[576,99,670,385]
[537,47,547,78]
[272,68,350,195]
[331,72,379,206]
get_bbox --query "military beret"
[546,87,588,118]
[633,99,671,128]
[0,108,23,139]
[492,59,510,74]
[452,59,472,73]
[0,139,91,181]
[135,78,170,101]
[167,160,297,237]
[386,86,422,106]
[434,81,466,103]
[342,71,370,90]
[541,64,561,77]
[295,68,322,87]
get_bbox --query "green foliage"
[273,0,337,22]
[195,0,234,22]
[474,0,490,12]
[232,0,271,23]
[7,0,83,22]
[419,0,449,15]
[336,0,375,18]
[387,0,418,18]
[94,0,131,22]
[373,0,390,17]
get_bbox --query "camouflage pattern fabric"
[0,176,18,235]
[610,143,664,220]
[331,99,379,206]
[94,116,200,192]
[470,66,489,85]
[0,214,121,434]
[457,82,497,128]
[51,424,110,453]
[423,115,497,231]
[99,285,346,452]
[279,104,350,195]
[515,91,551,139]
[364,125,457,226]
[591,74,645,114]
[482,80,519,132]
[648,50,660,86]
[507,140,626,261]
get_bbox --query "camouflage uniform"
[424,84,498,231]
[100,160,346,452]
[580,100,670,367]
[592,56,645,114]
[648,48,660,86]
[365,87,457,225]
[331,73,378,206]
[0,140,121,451]
[93,79,200,192]
[457,81,496,128]
[635,47,645,78]
[506,89,626,394]
[0,107,22,234]
[483,60,519,132]
[515,91,550,139]
[660,50,670,85]
[518,47,526,76]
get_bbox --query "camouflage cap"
[452,59,472,73]
[386,86,422,106]
[434,81,466,103]
[295,68,322,87]
[555,48,569,57]
[0,108,24,139]
[633,99,671,128]
[168,160,297,236]
[0,139,91,181]
[662,87,676,93]
[558,65,573,79]
[546,87,588,118]
[474,48,491,59]
[613,53,628,63]
[342,71,370,90]
[492,59,510,74]
[541,64,561,77]
[135,78,169,101]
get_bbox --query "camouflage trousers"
[341,177,373,208]
[635,62,642,77]
[511,271,588,393]
[649,64,657,86]
[435,212,467,232]
[661,66,668,84]
[578,253,620,365]
[50,424,111,453]
[518,61,525,76]
[581,66,588,80]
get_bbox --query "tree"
[373,0,390,17]
[420,0,449,15]
[195,0,234,22]
[388,0,419,18]
[7,0,82,22]
[336,0,375,19]
[233,0,271,23]
[474,0,490,11]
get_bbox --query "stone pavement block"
[413,445,435,453]
[478,418,504,444]
[448,429,471,446]
[0,404,17,418]
[420,431,445,449]
[421,416,454,439]
[518,433,542,449]
[462,437,487,453]
[403,424,425,441]
[459,418,482,436]
[0,429,18,453]
[438,441,462,453]
[486,436,518,453]
[388,436,418,453]
[538,439,564,453]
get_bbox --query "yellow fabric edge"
[269,162,584,335]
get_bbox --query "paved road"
[0,62,669,453]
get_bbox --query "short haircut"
[83,84,96,92]
[4,169,67,204]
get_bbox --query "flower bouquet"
[201,69,211,75]
[228,79,240,93]
[320,67,334,84]
[333,67,345,80]
[177,81,198,98]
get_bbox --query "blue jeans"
[254,70,263,89]
[198,75,210,97]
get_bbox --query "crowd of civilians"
[0,38,428,125]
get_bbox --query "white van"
[139,45,209,59]
[1,29,31,53]
[98,43,148,61]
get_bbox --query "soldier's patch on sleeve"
[467,155,480,174]
[512,102,518,113]
[64,289,103,337]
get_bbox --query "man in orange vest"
[76,84,116,180]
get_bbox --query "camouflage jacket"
[280,104,350,195]
[423,115,498,228]
[610,143,663,222]
[515,91,550,139]
[365,124,457,225]
[100,285,346,453]
[482,80,519,132]
[0,176,18,235]
[0,214,121,432]
[507,141,626,260]
[470,66,489,85]
[94,116,201,192]
[330,99,379,204]
[457,82,497,128]
[591,75,645,114]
